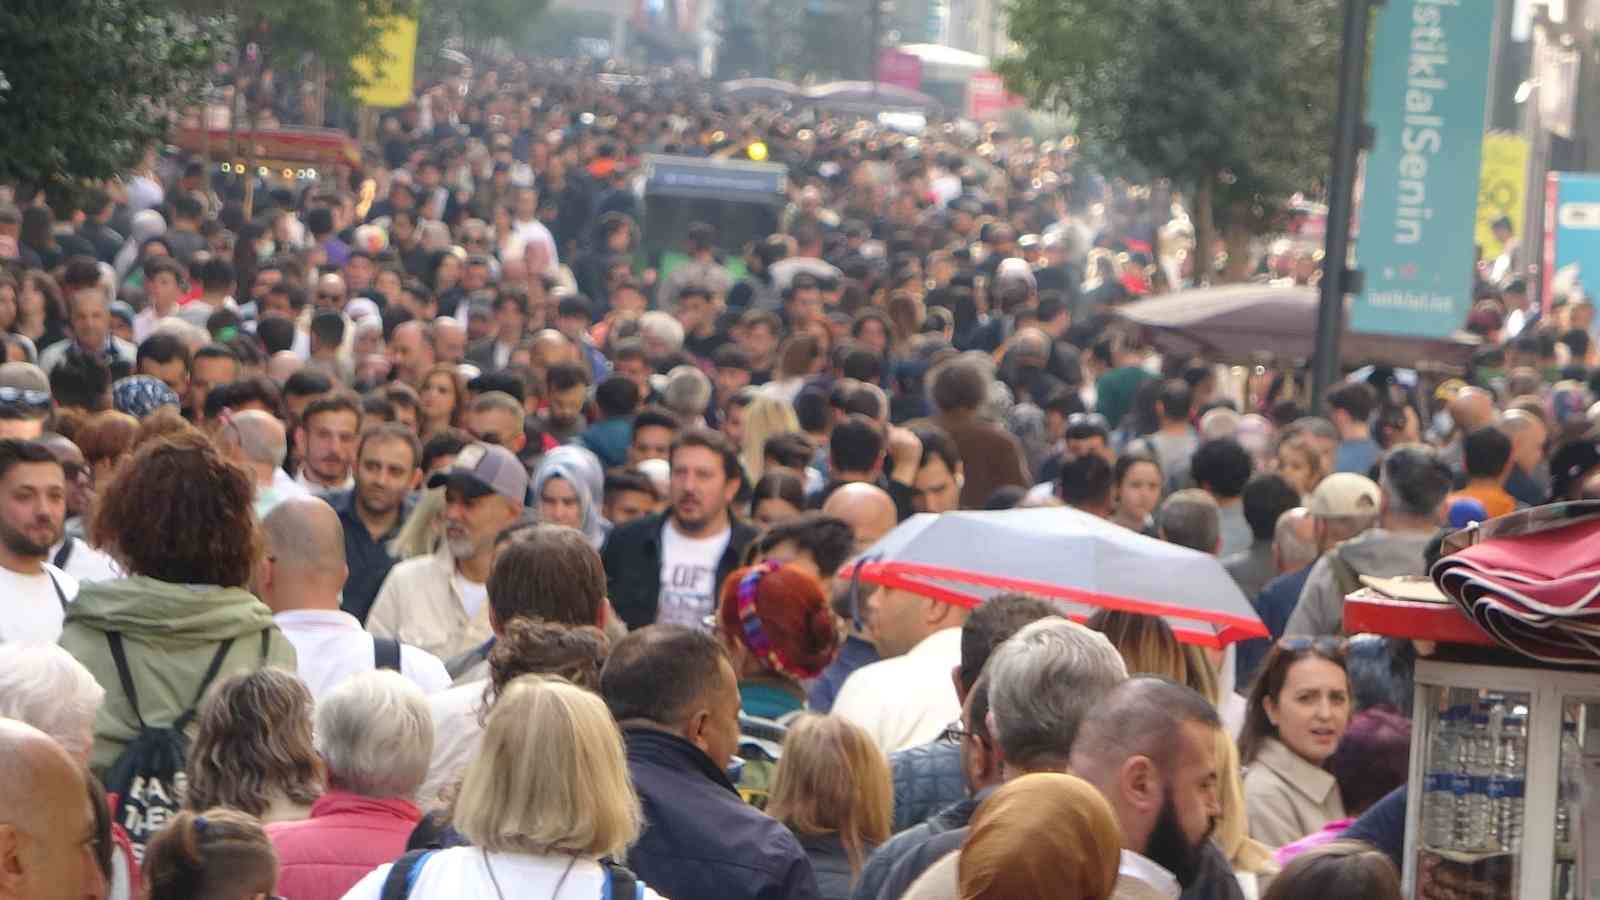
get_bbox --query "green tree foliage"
[996,0,1339,279]
[176,0,420,100]
[0,0,216,187]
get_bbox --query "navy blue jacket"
[624,727,821,900]
[1234,564,1313,688]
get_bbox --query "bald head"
[258,496,348,610]
[35,434,83,467]
[1451,387,1496,431]
[0,718,100,900]
[1499,408,1548,470]
[532,329,577,367]
[267,350,304,383]
[434,317,467,363]
[317,272,346,299]
[218,409,287,477]
[822,482,898,552]
[1272,507,1318,572]
[0,718,82,823]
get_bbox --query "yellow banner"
[354,16,418,109]
[1475,132,1530,259]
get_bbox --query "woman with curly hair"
[59,432,297,775]
[186,668,322,823]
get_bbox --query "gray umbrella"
[1113,283,1480,368]
[721,78,803,103]
[846,507,1266,648]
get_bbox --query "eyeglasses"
[939,721,980,745]
[318,291,343,301]
[1066,412,1110,430]
[0,387,50,409]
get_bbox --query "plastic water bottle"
[1556,721,1581,856]
[1459,708,1496,850]
[1489,710,1526,852]
[1424,706,1459,849]
[1450,705,1477,849]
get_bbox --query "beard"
[1144,789,1214,888]
[0,517,57,559]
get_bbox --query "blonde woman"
[389,486,446,560]
[344,675,664,900]
[1215,729,1281,900]
[740,392,803,482]
[767,715,892,900]
[1084,610,1189,684]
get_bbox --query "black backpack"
[102,628,270,861]
[379,849,643,900]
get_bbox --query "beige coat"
[1242,737,1346,848]
[365,546,493,662]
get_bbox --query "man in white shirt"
[602,428,757,630]
[420,524,611,804]
[133,257,186,342]
[832,579,972,753]
[367,443,527,660]
[0,439,77,643]
[293,393,362,494]
[256,496,449,701]
[506,187,559,276]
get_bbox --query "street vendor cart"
[1347,503,1600,900]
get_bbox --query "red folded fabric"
[1432,518,1600,666]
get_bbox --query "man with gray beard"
[366,443,527,660]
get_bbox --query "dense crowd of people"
[0,55,1580,900]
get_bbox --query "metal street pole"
[1312,0,1377,413]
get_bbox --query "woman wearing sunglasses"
[1237,638,1352,848]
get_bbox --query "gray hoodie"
[1285,527,1436,636]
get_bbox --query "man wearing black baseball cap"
[366,442,528,660]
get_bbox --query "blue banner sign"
[1352,0,1497,339]
[1546,173,1600,311]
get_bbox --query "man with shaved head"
[0,718,107,900]
[256,496,449,701]
[216,409,308,519]
[832,494,968,751]
[821,481,898,556]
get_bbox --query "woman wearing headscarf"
[902,773,1122,900]
[530,445,609,548]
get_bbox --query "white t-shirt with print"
[0,564,78,644]
[655,520,731,628]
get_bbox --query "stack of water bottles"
[1422,694,1527,854]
